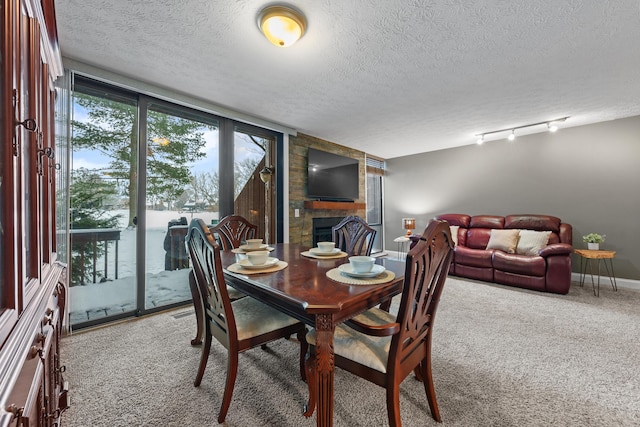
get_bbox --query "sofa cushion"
[466,228,492,249]
[486,229,520,253]
[493,251,547,276]
[437,214,470,228]
[454,246,493,268]
[470,215,504,229]
[505,215,561,233]
[516,230,551,256]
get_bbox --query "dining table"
[219,243,406,427]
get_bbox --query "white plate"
[309,247,342,256]
[233,246,274,254]
[238,257,279,270]
[239,244,270,252]
[338,263,386,278]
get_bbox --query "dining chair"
[304,219,454,426]
[189,215,256,345]
[331,215,377,256]
[210,214,258,250]
[186,218,308,424]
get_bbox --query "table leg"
[596,259,602,297]
[584,259,598,296]
[603,258,618,291]
[314,313,335,427]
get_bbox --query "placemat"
[226,261,288,275]
[326,268,396,285]
[301,250,348,259]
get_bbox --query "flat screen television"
[307,148,359,201]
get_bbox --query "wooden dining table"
[219,243,406,427]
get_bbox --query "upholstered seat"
[306,307,395,373]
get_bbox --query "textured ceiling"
[55,0,640,159]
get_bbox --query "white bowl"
[349,256,375,273]
[246,250,269,265]
[246,238,263,248]
[317,241,336,253]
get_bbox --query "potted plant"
[583,233,606,250]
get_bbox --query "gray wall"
[384,115,640,280]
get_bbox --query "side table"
[574,249,617,296]
[393,236,410,260]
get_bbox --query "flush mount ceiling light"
[257,5,306,47]
[475,116,569,144]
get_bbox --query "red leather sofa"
[411,214,573,294]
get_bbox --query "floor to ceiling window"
[65,75,281,329]
[366,156,385,253]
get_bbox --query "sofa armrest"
[539,243,573,257]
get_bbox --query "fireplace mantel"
[304,200,366,210]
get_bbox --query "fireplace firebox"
[312,217,344,247]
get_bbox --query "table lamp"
[402,218,415,236]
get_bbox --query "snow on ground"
[69,210,220,325]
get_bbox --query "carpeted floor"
[60,278,640,426]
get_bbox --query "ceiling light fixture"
[257,5,307,47]
[475,116,569,143]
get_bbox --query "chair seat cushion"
[227,286,245,300]
[492,251,546,276]
[307,307,396,373]
[232,296,301,341]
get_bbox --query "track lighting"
[475,116,569,143]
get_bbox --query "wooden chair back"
[391,219,454,385]
[210,214,258,250]
[331,215,376,255]
[186,218,237,348]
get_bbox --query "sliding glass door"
[66,75,282,329]
[69,79,139,326]
[142,99,220,311]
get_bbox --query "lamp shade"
[257,5,306,47]
[402,218,416,236]
[259,166,274,183]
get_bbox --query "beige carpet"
[60,278,640,426]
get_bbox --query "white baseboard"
[571,272,640,291]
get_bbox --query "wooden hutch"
[1,0,68,426]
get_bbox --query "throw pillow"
[485,229,520,253]
[516,230,552,256]
[449,225,459,246]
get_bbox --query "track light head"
[508,130,515,141]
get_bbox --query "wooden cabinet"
[1,0,67,426]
